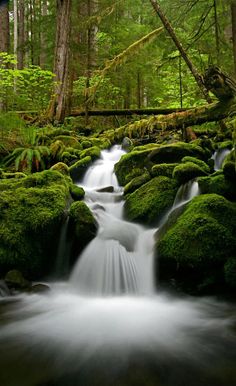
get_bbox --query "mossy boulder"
[69,156,92,181]
[70,184,85,201]
[148,142,207,164]
[181,156,211,174]
[81,140,92,149]
[223,161,236,181]
[80,146,101,160]
[0,170,71,278]
[5,269,30,290]
[124,176,178,225]
[173,162,208,185]
[151,163,178,178]
[157,194,236,294]
[69,201,97,259]
[51,162,70,176]
[198,173,236,201]
[54,135,82,149]
[2,172,27,179]
[114,149,152,186]
[124,171,151,195]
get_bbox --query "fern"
[3,145,51,172]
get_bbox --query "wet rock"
[30,283,51,294]
[96,186,114,193]
[122,137,133,151]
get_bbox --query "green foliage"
[3,145,50,173]
[0,53,55,111]
[69,201,97,247]
[173,161,208,185]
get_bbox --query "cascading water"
[0,145,236,386]
[212,147,231,170]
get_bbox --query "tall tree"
[231,0,236,75]
[0,1,10,53]
[48,0,72,121]
[18,0,25,69]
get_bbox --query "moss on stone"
[223,161,236,181]
[132,143,159,152]
[173,162,208,185]
[151,163,178,178]
[181,156,211,174]
[70,184,85,201]
[2,172,27,179]
[69,201,97,250]
[51,162,70,176]
[124,176,178,225]
[81,140,92,149]
[0,171,71,278]
[69,156,92,181]
[80,146,101,160]
[217,140,233,150]
[157,194,236,293]
[148,142,207,164]
[114,149,152,186]
[124,171,151,195]
[54,135,82,149]
[198,173,236,201]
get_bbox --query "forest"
[0,1,236,386]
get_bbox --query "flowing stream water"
[0,145,236,386]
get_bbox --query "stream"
[0,145,236,386]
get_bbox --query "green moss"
[157,194,236,293]
[173,162,207,185]
[89,137,111,150]
[217,140,233,150]
[2,172,27,179]
[69,201,97,248]
[148,142,207,164]
[54,135,82,149]
[60,151,78,164]
[81,140,92,149]
[51,162,70,176]
[198,173,236,201]
[151,163,178,178]
[80,146,101,160]
[223,161,236,181]
[0,172,70,278]
[181,156,211,174]
[70,184,85,201]
[124,171,151,195]
[114,149,152,186]
[69,156,92,181]
[132,143,159,152]
[124,176,178,225]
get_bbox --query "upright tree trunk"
[0,1,10,53]
[231,0,236,76]
[213,0,220,66]
[18,0,25,69]
[48,0,72,122]
[149,0,211,103]
[40,0,48,68]
[13,0,18,67]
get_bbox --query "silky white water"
[0,145,235,386]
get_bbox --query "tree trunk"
[48,0,72,122]
[40,0,48,68]
[231,0,236,76]
[13,0,18,66]
[18,0,25,69]
[149,0,211,103]
[0,1,10,53]
[213,0,220,66]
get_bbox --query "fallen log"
[70,107,188,117]
[109,67,236,141]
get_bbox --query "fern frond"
[86,27,163,99]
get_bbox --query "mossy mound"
[124,176,178,225]
[1,172,27,179]
[81,140,92,149]
[173,162,208,185]
[69,201,97,258]
[198,173,236,201]
[148,142,207,164]
[157,194,236,294]
[217,140,233,150]
[51,162,70,176]
[54,135,82,149]
[124,171,151,195]
[0,170,71,278]
[181,156,211,173]
[80,146,101,161]
[114,149,152,186]
[151,163,178,178]
[70,184,85,201]
[69,156,92,181]
[223,161,236,181]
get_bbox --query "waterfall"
[70,145,155,295]
[212,148,231,170]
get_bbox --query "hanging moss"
[124,176,178,225]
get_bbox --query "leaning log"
[109,67,236,141]
[70,107,188,117]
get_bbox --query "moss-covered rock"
[148,142,207,164]
[69,156,92,181]
[69,201,97,256]
[157,194,236,294]
[2,172,27,179]
[151,163,178,178]
[114,149,152,186]
[54,135,82,149]
[70,184,85,201]
[81,140,92,149]
[0,170,71,278]
[124,171,151,195]
[217,140,233,150]
[198,173,236,201]
[173,162,208,185]
[51,162,70,176]
[223,161,236,181]
[181,156,211,174]
[80,146,101,160]
[124,176,178,225]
